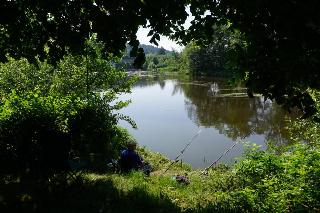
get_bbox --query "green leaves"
[227,142,320,211]
[0,37,138,177]
[0,0,189,63]
[0,37,135,102]
[183,0,320,117]
[133,48,146,69]
[0,57,53,97]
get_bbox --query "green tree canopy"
[133,47,146,69]
[179,0,320,118]
[180,25,243,76]
[0,0,188,63]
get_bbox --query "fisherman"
[120,140,145,173]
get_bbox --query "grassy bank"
[2,142,320,212]
[0,147,232,213]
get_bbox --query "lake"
[118,74,296,168]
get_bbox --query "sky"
[136,7,194,52]
[136,27,184,52]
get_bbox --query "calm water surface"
[118,75,295,168]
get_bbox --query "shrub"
[212,143,320,212]
[68,96,131,171]
[0,90,133,178]
[0,91,73,178]
[0,38,136,177]
[0,57,53,97]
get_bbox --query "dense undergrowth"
[2,138,320,212]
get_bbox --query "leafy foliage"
[0,39,136,177]
[52,38,135,97]
[136,143,320,212]
[230,143,320,211]
[180,0,320,117]
[287,90,320,143]
[136,44,173,55]
[69,96,125,162]
[0,90,134,177]
[0,38,135,98]
[0,57,53,96]
[133,48,146,69]
[0,92,76,178]
[0,0,188,63]
[178,25,244,77]
[143,53,185,73]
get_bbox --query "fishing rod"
[163,129,202,173]
[202,133,250,175]
[202,141,239,175]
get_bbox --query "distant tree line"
[180,25,244,77]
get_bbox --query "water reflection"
[119,75,297,167]
[134,75,167,89]
[137,76,293,144]
[181,82,291,144]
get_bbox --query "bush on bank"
[0,38,136,179]
[112,141,320,212]
[0,90,133,178]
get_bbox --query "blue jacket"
[120,149,143,172]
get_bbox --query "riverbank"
[2,142,320,212]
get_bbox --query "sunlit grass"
[84,147,237,211]
[2,142,320,212]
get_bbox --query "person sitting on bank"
[120,140,143,173]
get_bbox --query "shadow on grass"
[0,174,181,213]
[1,174,248,213]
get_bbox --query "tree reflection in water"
[119,75,302,167]
[178,77,298,145]
[134,75,298,146]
